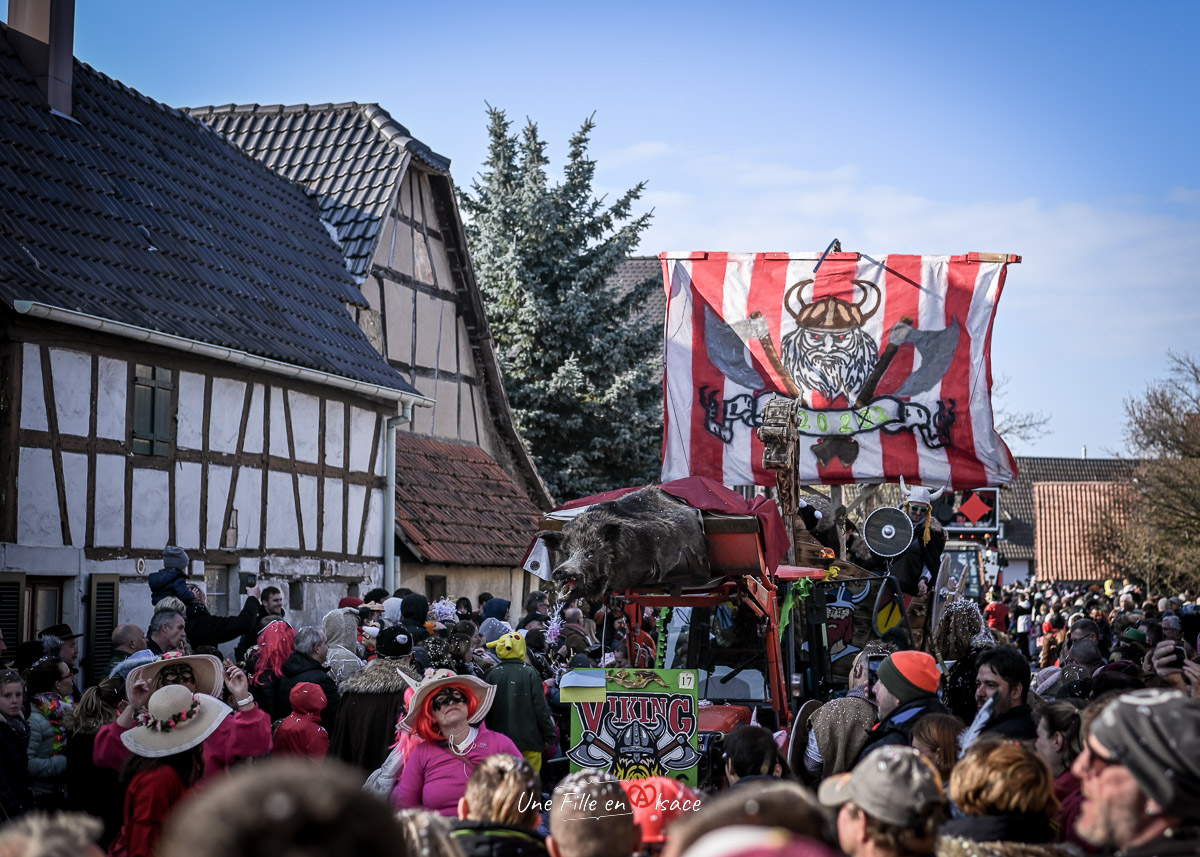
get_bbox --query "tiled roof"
[394,432,541,566]
[608,255,665,325]
[185,103,450,281]
[0,35,416,395]
[1033,481,1134,581]
[1002,457,1137,560]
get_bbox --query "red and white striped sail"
[660,251,1017,489]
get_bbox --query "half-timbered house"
[0,11,429,678]
[185,103,552,607]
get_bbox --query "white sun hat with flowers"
[120,684,231,758]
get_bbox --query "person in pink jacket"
[273,682,329,759]
[392,670,520,816]
[93,653,270,779]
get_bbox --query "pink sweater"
[392,725,521,816]
[94,707,271,780]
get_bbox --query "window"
[132,364,174,455]
[425,575,446,603]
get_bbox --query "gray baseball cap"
[817,745,945,827]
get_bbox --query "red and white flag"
[661,251,1018,489]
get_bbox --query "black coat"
[185,597,261,648]
[328,658,418,777]
[0,713,32,820]
[982,703,1037,741]
[886,521,946,597]
[858,695,950,763]
[451,821,548,857]
[278,651,339,732]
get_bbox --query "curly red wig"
[251,621,295,686]
[412,682,482,743]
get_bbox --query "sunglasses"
[432,689,467,711]
[159,665,197,686]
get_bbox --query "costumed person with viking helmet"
[886,478,947,598]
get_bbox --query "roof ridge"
[187,101,368,116]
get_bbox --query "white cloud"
[1167,185,1200,203]
[602,140,675,167]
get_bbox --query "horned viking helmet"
[786,279,881,331]
[900,475,945,507]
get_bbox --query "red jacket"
[273,682,329,759]
[94,705,271,780]
[108,765,186,857]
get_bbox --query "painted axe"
[853,316,960,408]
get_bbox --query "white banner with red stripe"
[660,251,1017,489]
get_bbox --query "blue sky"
[49,1,1200,460]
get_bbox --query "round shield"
[863,507,914,558]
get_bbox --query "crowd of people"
[0,545,1198,857]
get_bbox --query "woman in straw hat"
[108,683,230,857]
[392,669,521,816]
[93,654,270,782]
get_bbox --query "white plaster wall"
[206,465,233,548]
[324,401,344,467]
[232,467,262,550]
[1005,559,1031,586]
[96,357,127,441]
[409,380,435,435]
[266,470,298,549]
[289,391,320,463]
[20,344,47,431]
[362,487,383,559]
[297,474,318,550]
[385,282,414,364]
[50,348,91,437]
[93,454,125,546]
[346,484,367,554]
[458,384,478,445]
[322,477,344,554]
[175,371,205,450]
[175,462,202,549]
[432,378,459,439]
[17,447,60,546]
[61,452,88,546]
[130,468,170,549]
[269,388,289,457]
[243,384,265,455]
[209,378,246,454]
[348,407,375,472]
[456,318,475,380]
[414,293,442,367]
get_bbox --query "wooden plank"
[85,354,98,547]
[260,384,269,550]
[356,411,383,556]
[123,361,134,549]
[282,390,305,551]
[316,395,325,553]
[200,375,212,551]
[342,403,350,556]
[220,381,254,552]
[167,367,178,546]
[0,338,23,542]
[40,346,71,545]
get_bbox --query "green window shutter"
[0,573,25,650]
[132,365,174,456]
[87,574,119,686]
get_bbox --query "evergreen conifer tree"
[461,107,660,501]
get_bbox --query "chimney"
[6,0,75,116]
